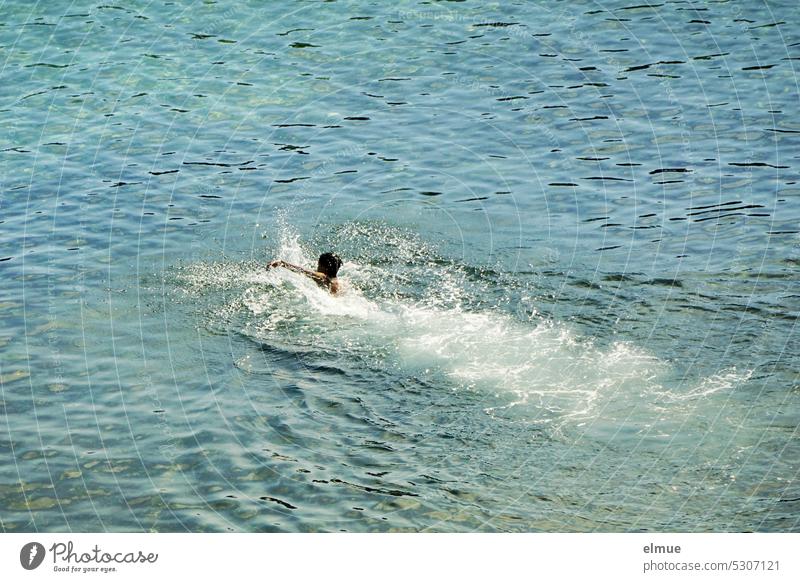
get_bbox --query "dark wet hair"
[317,252,342,278]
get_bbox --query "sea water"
[1,0,798,532]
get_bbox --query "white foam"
[241,264,668,423]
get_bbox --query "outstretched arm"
[268,260,325,283]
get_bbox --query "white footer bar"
[2,533,797,581]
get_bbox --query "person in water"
[267,252,343,295]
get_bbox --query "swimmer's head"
[317,252,342,278]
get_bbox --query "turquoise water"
[1,0,798,532]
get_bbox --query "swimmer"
[267,252,342,295]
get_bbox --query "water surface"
[1,0,798,532]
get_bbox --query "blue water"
[1,0,799,532]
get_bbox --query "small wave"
[658,368,753,402]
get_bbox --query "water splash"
[175,221,752,431]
